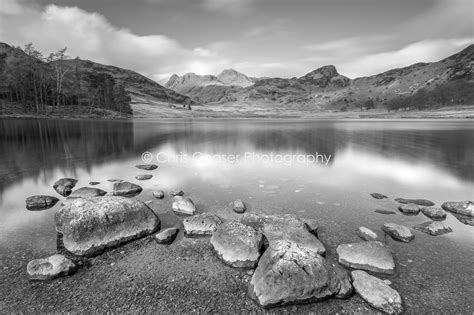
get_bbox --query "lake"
[1,118,473,312]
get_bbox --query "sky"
[0,0,472,83]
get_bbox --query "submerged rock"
[55,196,160,256]
[27,254,78,280]
[248,240,349,308]
[421,206,447,220]
[152,190,165,199]
[107,179,123,183]
[135,164,158,170]
[301,218,319,235]
[382,223,414,243]
[135,174,153,181]
[112,181,142,197]
[413,221,453,236]
[336,241,395,275]
[357,227,379,241]
[172,196,197,215]
[240,213,326,255]
[451,213,474,226]
[370,193,388,199]
[25,195,59,210]
[155,227,179,244]
[232,199,246,213]
[68,187,107,199]
[398,204,421,215]
[171,190,185,196]
[53,178,78,197]
[375,209,397,215]
[210,220,263,268]
[183,213,222,237]
[395,198,434,206]
[89,181,100,186]
[351,270,403,314]
[441,201,474,217]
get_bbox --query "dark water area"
[0,118,473,312]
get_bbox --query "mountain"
[165,68,255,95]
[166,44,473,110]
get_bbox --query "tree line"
[0,43,131,115]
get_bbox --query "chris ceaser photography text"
[141,151,332,166]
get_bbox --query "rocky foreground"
[20,168,474,313]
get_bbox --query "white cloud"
[0,1,233,82]
[339,38,473,78]
[202,0,257,15]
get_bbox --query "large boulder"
[172,196,197,215]
[53,178,78,197]
[441,201,474,217]
[210,221,263,268]
[25,195,59,210]
[395,198,434,206]
[112,181,142,197]
[336,241,395,275]
[183,213,222,237]
[68,187,107,199]
[248,240,350,308]
[240,213,326,255]
[55,196,160,256]
[382,223,414,243]
[27,254,77,280]
[413,221,453,236]
[421,206,447,220]
[351,270,403,314]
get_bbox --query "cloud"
[338,38,474,78]
[202,0,257,15]
[0,1,233,82]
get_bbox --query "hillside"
[164,44,474,111]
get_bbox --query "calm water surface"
[0,118,473,310]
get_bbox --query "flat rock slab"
[172,196,197,215]
[375,209,397,215]
[398,203,420,215]
[153,190,164,199]
[135,164,158,170]
[249,240,350,308]
[357,227,379,241]
[27,254,78,280]
[370,193,388,199]
[413,221,453,236]
[232,199,246,213]
[210,220,263,268]
[135,174,153,180]
[25,195,59,210]
[351,270,403,314]
[240,213,326,255]
[336,241,395,275]
[112,181,142,197]
[155,227,179,244]
[68,187,107,199]
[382,223,414,243]
[395,198,434,206]
[183,213,223,237]
[441,201,474,217]
[53,178,78,197]
[421,206,447,220]
[55,196,160,256]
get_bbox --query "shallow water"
[0,118,473,311]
